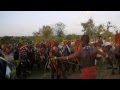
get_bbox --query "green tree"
[33,25,53,43]
[81,19,115,42]
[102,22,114,42]
[0,36,12,44]
[41,25,53,41]
[65,34,80,41]
[81,18,96,39]
[54,22,65,37]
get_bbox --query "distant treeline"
[0,34,81,44]
[0,18,119,44]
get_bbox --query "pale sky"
[0,11,120,36]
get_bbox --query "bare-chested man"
[54,35,107,79]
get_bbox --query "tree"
[65,34,80,41]
[19,36,28,44]
[65,34,73,40]
[33,25,53,43]
[94,24,106,41]
[0,36,12,44]
[81,18,115,42]
[102,22,114,42]
[95,22,114,42]
[54,22,65,37]
[81,18,96,39]
[41,25,53,40]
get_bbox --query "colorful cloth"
[80,66,97,79]
[19,45,28,59]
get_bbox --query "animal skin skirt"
[80,66,97,79]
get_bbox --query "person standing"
[54,35,107,79]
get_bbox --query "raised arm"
[96,48,107,57]
[55,51,80,61]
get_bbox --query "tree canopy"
[0,18,119,45]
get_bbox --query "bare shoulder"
[91,47,98,54]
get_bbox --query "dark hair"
[81,35,90,44]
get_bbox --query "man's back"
[79,46,98,79]
[79,46,97,68]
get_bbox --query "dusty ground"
[25,63,120,79]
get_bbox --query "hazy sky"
[0,11,120,36]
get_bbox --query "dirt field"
[25,63,120,79]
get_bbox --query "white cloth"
[5,65,11,79]
[104,42,111,46]
[95,59,97,65]
[97,48,103,58]
[66,45,71,53]
[0,56,12,79]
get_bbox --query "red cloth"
[75,39,81,46]
[115,34,120,45]
[80,66,97,79]
[75,45,81,52]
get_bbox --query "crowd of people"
[0,34,120,79]
[0,38,82,79]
